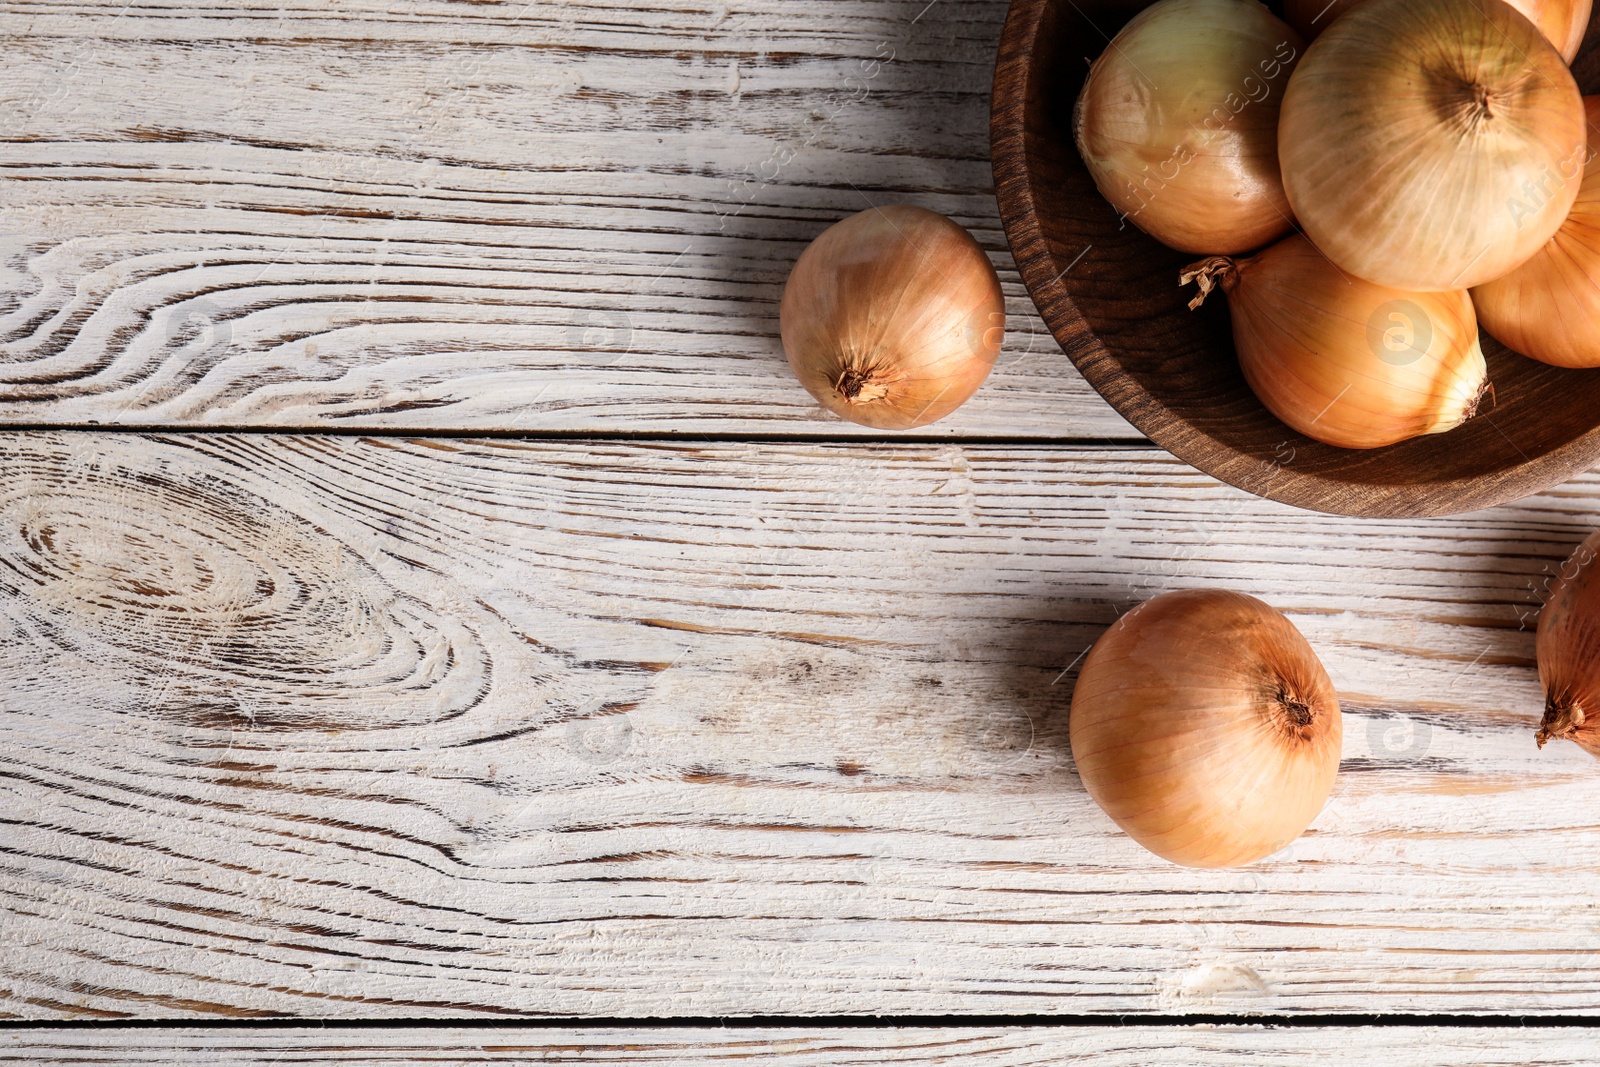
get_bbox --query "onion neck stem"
[1281,693,1314,729]
[1473,83,1494,119]
[1271,682,1319,740]
[834,367,890,405]
[1180,257,1240,311]
[1537,694,1585,748]
[1467,379,1493,420]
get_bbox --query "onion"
[1069,589,1342,868]
[1278,0,1586,292]
[1072,0,1303,254]
[779,205,1003,430]
[1536,530,1600,754]
[1183,234,1487,449]
[1284,0,1592,61]
[1472,96,1600,367]
[1513,0,1595,60]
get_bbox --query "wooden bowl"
[991,0,1600,517]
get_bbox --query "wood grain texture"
[4,431,1600,1018]
[991,0,1600,516]
[0,0,1131,438]
[6,1026,1600,1064]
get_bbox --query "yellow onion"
[1182,234,1487,449]
[779,205,1003,430]
[1536,530,1600,754]
[1073,0,1303,254]
[1284,0,1592,61]
[1473,96,1600,367]
[1069,589,1342,868]
[1514,0,1595,59]
[1278,0,1586,291]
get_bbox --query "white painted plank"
[0,0,1130,436]
[1,432,1598,1018]
[2,1026,1598,1065]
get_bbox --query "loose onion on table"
[779,205,1004,430]
[1284,0,1592,61]
[1182,234,1487,449]
[1073,0,1303,254]
[1473,97,1600,368]
[1536,530,1600,755]
[1069,589,1342,868]
[1278,0,1586,291]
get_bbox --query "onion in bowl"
[1472,97,1600,368]
[1278,0,1586,292]
[1073,0,1303,255]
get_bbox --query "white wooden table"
[4,0,1600,1059]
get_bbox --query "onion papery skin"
[1536,530,1600,756]
[1069,589,1342,869]
[779,205,1004,430]
[1186,235,1487,449]
[1278,0,1586,292]
[1284,0,1592,61]
[1473,97,1600,368]
[1073,0,1303,255]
